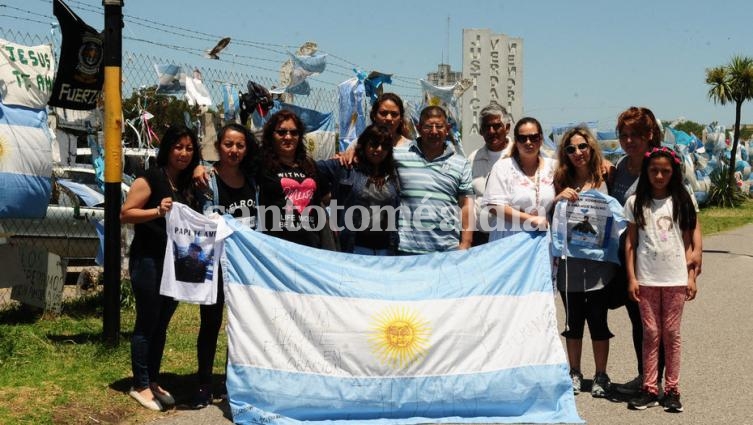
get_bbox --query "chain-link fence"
[0,24,428,308]
[0,27,346,308]
[121,51,341,122]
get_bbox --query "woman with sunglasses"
[257,109,327,248]
[553,126,616,397]
[482,117,556,240]
[316,124,400,255]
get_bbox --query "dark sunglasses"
[564,142,590,154]
[274,129,300,137]
[515,133,541,144]
[367,140,393,150]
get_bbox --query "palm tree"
[705,56,753,192]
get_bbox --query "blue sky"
[2,0,752,132]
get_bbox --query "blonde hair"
[553,126,604,192]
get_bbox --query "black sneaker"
[569,369,583,395]
[591,372,611,398]
[628,390,660,410]
[663,389,683,413]
[191,387,212,410]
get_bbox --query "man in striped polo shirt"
[393,106,474,254]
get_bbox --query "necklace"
[164,169,178,194]
[573,177,592,193]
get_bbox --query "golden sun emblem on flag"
[370,306,431,368]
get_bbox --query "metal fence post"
[102,0,124,346]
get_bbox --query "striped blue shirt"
[394,140,474,253]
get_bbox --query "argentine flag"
[0,102,52,218]
[221,219,582,424]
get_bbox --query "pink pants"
[638,285,686,394]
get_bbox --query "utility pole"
[446,16,450,65]
[102,0,123,346]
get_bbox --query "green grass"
[698,198,753,235]
[0,198,751,424]
[0,295,226,424]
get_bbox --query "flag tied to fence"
[219,218,582,424]
[48,0,104,110]
[0,102,52,218]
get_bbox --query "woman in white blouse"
[481,117,556,241]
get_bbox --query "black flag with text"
[48,0,104,110]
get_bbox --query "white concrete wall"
[461,29,523,154]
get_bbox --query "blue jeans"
[129,256,178,390]
[353,245,392,256]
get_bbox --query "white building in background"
[426,64,463,87]
[461,29,523,154]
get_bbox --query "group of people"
[119,93,701,414]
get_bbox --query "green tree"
[705,56,753,200]
[671,120,705,138]
[122,85,202,146]
[740,126,753,141]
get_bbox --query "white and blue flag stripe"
[0,102,52,218]
[221,220,582,424]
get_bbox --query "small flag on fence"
[48,0,104,110]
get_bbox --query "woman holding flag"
[552,126,616,398]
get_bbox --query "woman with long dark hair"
[370,92,412,146]
[191,123,259,408]
[317,124,400,254]
[257,109,327,247]
[121,124,202,411]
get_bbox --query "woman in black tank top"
[121,124,201,411]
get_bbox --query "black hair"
[632,148,696,231]
[354,124,399,186]
[216,122,260,177]
[260,109,316,176]
[156,124,201,201]
[370,92,409,138]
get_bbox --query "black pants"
[196,276,225,387]
[471,231,490,247]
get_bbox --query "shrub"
[708,165,748,207]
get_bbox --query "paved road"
[151,224,753,425]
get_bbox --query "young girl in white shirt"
[624,147,698,413]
